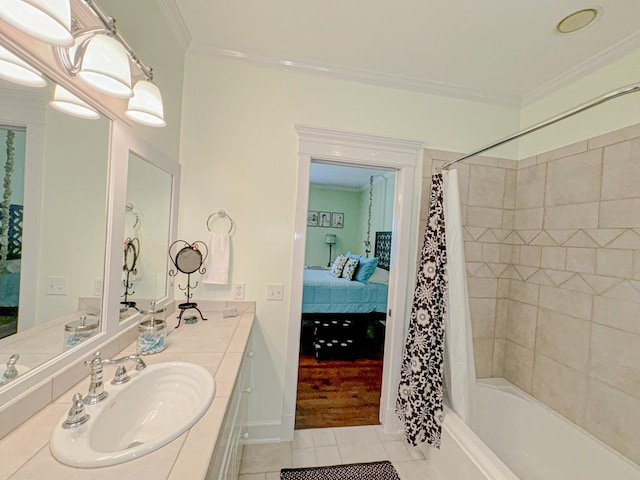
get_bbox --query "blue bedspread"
[302,269,388,314]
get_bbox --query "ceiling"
[309,163,390,188]
[164,0,640,106]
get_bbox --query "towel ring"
[206,209,234,234]
[126,202,140,230]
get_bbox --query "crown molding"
[156,0,192,52]
[188,43,522,107]
[522,30,640,106]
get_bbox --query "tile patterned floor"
[239,425,443,480]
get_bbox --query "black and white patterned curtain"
[396,173,448,447]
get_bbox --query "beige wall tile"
[468,165,506,208]
[599,199,640,228]
[467,278,498,298]
[544,203,599,229]
[593,296,640,336]
[503,169,516,209]
[466,206,504,228]
[469,298,496,338]
[545,150,602,206]
[473,338,493,378]
[504,340,533,392]
[510,279,539,305]
[538,285,592,320]
[535,308,591,372]
[584,379,640,465]
[506,301,537,349]
[492,338,505,377]
[464,241,483,262]
[590,324,640,398]
[565,247,596,274]
[497,278,511,298]
[515,164,546,209]
[518,156,537,168]
[481,243,501,263]
[595,248,633,278]
[494,299,508,338]
[532,354,587,425]
[601,138,640,200]
[541,246,566,269]
[588,123,640,149]
[514,208,544,230]
[536,140,588,164]
[502,209,514,229]
[518,246,542,267]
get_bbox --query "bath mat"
[280,460,400,480]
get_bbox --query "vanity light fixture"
[0,44,46,87]
[125,80,166,127]
[50,84,100,119]
[0,0,73,47]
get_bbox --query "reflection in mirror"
[0,76,109,386]
[122,152,172,316]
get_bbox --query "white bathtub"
[419,379,640,480]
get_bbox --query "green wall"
[305,185,364,266]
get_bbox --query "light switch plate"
[267,283,284,301]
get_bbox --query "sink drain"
[127,441,144,449]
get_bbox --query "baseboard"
[245,420,283,444]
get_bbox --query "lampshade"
[324,234,337,245]
[50,85,100,119]
[76,34,133,99]
[0,0,73,47]
[0,45,46,87]
[125,80,166,127]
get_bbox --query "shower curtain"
[396,173,448,447]
[396,170,476,447]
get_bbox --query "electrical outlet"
[233,283,245,300]
[267,283,284,301]
[46,276,67,295]
[93,278,103,296]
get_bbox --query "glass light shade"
[0,45,46,87]
[0,0,73,46]
[125,80,166,127]
[50,85,100,119]
[325,234,337,245]
[77,34,133,99]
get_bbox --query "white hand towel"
[203,232,230,284]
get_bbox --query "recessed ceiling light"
[556,8,599,34]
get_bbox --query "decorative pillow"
[368,267,390,285]
[330,255,348,277]
[355,256,379,284]
[341,257,360,281]
[345,251,359,260]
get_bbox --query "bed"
[300,232,391,360]
[302,231,391,314]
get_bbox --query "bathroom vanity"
[0,301,254,480]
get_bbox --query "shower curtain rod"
[442,81,640,170]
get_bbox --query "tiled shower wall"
[421,122,640,465]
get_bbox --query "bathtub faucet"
[0,354,19,386]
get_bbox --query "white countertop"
[0,303,255,480]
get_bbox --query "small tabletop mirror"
[168,240,208,327]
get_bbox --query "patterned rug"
[280,460,401,480]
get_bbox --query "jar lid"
[138,318,166,331]
[65,315,99,332]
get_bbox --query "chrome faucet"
[62,393,90,429]
[83,352,147,404]
[0,354,20,386]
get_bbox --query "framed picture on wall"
[318,211,331,227]
[331,212,344,228]
[307,211,318,227]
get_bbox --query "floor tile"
[315,445,342,466]
[240,443,292,474]
[310,428,336,447]
[292,447,317,468]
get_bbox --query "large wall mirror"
[0,34,179,404]
[0,79,110,388]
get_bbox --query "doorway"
[282,125,422,440]
[296,162,394,428]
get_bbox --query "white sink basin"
[50,362,215,468]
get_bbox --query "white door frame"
[281,125,422,440]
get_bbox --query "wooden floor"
[295,354,383,429]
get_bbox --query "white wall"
[518,50,640,159]
[178,54,521,433]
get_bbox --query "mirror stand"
[168,240,208,328]
[121,237,140,311]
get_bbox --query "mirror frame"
[0,25,180,406]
